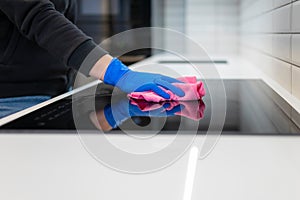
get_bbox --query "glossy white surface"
[192,135,300,200]
[0,134,300,200]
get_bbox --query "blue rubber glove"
[104,96,184,128]
[103,58,185,99]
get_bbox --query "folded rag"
[128,76,205,102]
[130,99,206,121]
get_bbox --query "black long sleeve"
[0,0,107,74]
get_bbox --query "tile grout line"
[241,1,293,23]
[241,44,300,69]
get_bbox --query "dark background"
[76,0,152,65]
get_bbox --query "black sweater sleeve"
[0,0,107,75]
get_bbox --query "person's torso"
[0,0,77,97]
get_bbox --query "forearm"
[0,0,108,75]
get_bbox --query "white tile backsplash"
[273,0,291,8]
[272,34,291,61]
[271,58,292,92]
[240,0,300,101]
[272,4,291,33]
[185,0,239,55]
[292,65,300,99]
[292,34,300,66]
[292,1,300,32]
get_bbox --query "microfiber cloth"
[130,99,206,121]
[128,76,205,102]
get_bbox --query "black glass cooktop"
[0,79,299,135]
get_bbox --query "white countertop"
[0,54,300,200]
[0,134,300,200]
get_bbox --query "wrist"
[103,105,117,128]
[89,54,113,80]
[89,111,113,131]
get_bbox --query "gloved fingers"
[155,79,185,97]
[136,83,171,99]
[161,76,183,83]
[150,85,171,99]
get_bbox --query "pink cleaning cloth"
[130,99,206,121]
[128,76,205,102]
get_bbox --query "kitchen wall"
[185,0,239,55]
[240,0,300,100]
[151,0,185,53]
[152,0,240,56]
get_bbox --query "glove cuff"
[103,58,130,86]
[103,105,117,128]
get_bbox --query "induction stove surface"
[1,79,299,135]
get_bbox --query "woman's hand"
[101,57,185,99]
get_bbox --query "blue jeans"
[0,96,51,119]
